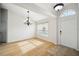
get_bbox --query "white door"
[59,13,77,49]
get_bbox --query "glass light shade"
[24,19,27,23]
[54,5,63,11]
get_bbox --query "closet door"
[0,7,2,43]
[1,8,8,43]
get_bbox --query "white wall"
[74,3,79,51]
[36,17,57,44]
[58,4,78,50]
[48,17,57,44]
[1,4,57,44]
[7,10,35,42]
[77,4,79,50]
[1,4,36,43]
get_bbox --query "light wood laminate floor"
[0,38,79,56]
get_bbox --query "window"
[60,9,76,17]
[37,22,48,37]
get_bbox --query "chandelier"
[24,10,31,26]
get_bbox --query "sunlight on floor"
[17,41,30,46]
[17,39,45,54]
[29,39,44,46]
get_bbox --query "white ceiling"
[15,3,56,17]
[2,3,72,22]
[14,3,71,17]
[2,3,48,22]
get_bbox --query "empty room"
[0,3,79,56]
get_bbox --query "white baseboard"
[76,48,79,51]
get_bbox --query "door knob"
[60,30,62,35]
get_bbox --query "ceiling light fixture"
[53,3,64,11]
[24,10,32,26]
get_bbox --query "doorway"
[0,8,7,43]
[58,9,77,49]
